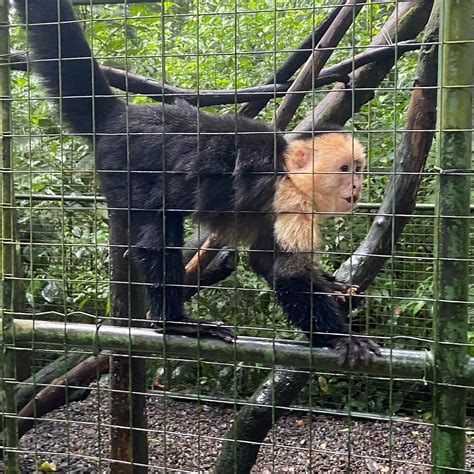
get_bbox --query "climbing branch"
[17,353,110,439]
[295,0,434,131]
[335,2,439,288]
[239,0,347,117]
[9,41,419,108]
[274,0,366,130]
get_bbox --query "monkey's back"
[95,101,287,234]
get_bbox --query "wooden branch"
[183,233,237,300]
[294,0,434,131]
[9,52,349,106]
[15,351,91,412]
[335,3,439,289]
[215,362,310,473]
[274,0,366,130]
[321,40,421,78]
[10,42,419,111]
[8,52,281,104]
[185,234,221,282]
[238,0,347,118]
[99,65,296,105]
[17,353,109,438]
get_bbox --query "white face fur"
[284,133,366,214]
[273,133,366,253]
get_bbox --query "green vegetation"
[9,0,472,413]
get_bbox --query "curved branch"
[10,42,419,109]
[17,353,110,439]
[335,4,439,288]
[274,0,366,130]
[10,52,348,106]
[238,0,347,117]
[294,0,434,131]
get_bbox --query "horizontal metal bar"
[7,319,474,386]
[13,193,474,213]
[16,193,106,203]
[71,0,157,4]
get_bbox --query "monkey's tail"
[14,0,124,137]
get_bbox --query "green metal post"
[432,0,472,471]
[0,0,19,471]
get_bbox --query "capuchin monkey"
[15,0,381,366]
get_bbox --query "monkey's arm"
[273,253,380,366]
[249,234,380,366]
[272,253,346,336]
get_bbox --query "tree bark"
[15,351,92,412]
[294,0,434,132]
[9,52,346,106]
[17,353,109,439]
[335,2,439,288]
[108,211,148,474]
[239,0,346,117]
[274,0,366,130]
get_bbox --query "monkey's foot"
[330,336,381,368]
[153,318,235,343]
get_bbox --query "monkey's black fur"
[16,0,380,364]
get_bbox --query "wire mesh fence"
[1,0,473,472]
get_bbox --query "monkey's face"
[284,134,366,215]
[331,158,363,213]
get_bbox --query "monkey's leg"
[129,211,234,342]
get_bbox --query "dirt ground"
[16,383,474,473]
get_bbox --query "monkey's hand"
[153,317,235,343]
[331,282,363,313]
[330,336,381,368]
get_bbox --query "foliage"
[9,0,471,414]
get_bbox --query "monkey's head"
[284,133,366,215]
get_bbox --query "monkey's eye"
[340,165,350,172]
[355,166,362,173]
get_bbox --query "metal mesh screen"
[1,0,472,472]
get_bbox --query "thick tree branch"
[10,43,420,108]
[335,5,439,288]
[274,0,366,130]
[183,233,236,301]
[294,0,434,132]
[17,353,109,439]
[239,0,347,117]
[321,40,421,79]
[10,52,347,106]
[15,351,91,412]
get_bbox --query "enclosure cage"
[1,0,473,472]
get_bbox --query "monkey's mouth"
[343,196,358,204]
[341,196,360,209]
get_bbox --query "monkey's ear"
[285,142,312,172]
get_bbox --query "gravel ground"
[15,384,474,473]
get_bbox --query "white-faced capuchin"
[15,0,381,366]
